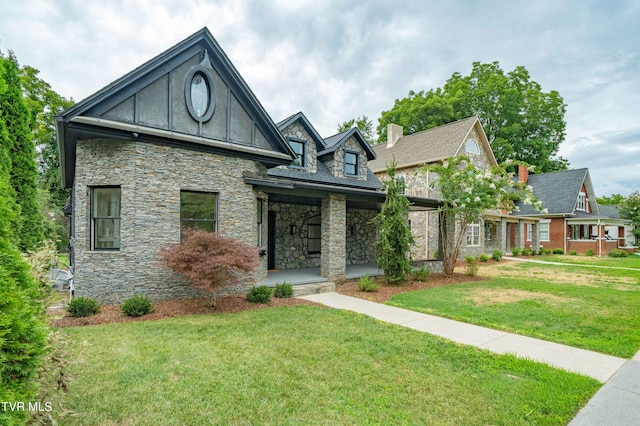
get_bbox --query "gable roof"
[513,168,599,216]
[276,111,327,152]
[369,116,496,172]
[56,27,294,188]
[319,128,376,160]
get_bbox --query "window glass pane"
[344,151,358,176]
[181,191,216,220]
[92,187,121,250]
[190,73,209,117]
[289,140,305,167]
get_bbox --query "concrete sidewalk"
[298,292,640,424]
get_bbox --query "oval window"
[190,72,209,117]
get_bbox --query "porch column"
[321,194,346,282]
[515,220,525,250]
[498,219,508,253]
[531,221,540,252]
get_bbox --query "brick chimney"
[387,124,403,148]
[518,164,529,183]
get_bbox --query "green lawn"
[55,306,598,425]
[388,261,640,357]
[539,253,640,268]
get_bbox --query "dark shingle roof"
[597,204,621,219]
[268,161,382,190]
[276,112,327,152]
[369,116,491,172]
[513,168,590,215]
[319,127,376,160]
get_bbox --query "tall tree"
[443,62,568,172]
[597,193,626,205]
[337,115,375,145]
[0,52,45,251]
[618,191,640,244]
[372,161,414,283]
[376,89,455,143]
[375,62,568,172]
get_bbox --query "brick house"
[56,28,440,303]
[513,167,635,255]
[369,117,539,260]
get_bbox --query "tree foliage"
[338,115,375,145]
[597,193,625,205]
[158,231,261,304]
[421,157,544,277]
[376,62,568,172]
[372,161,414,283]
[618,191,640,245]
[0,52,45,251]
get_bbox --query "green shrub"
[358,273,379,292]
[412,266,430,282]
[491,250,503,261]
[477,253,489,262]
[247,285,272,303]
[67,296,100,317]
[511,248,521,256]
[522,248,531,256]
[121,294,154,317]
[569,250,577,255]
[585,249,594,256]
[540,248,553,255]
[552,248,564,255]
[464,255,478,276]
[609,248,629,258]
[274,282,294,298]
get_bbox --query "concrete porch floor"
[260,263,383,287]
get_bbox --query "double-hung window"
[91,187,121,250]
[307,215,321,254]
[288,139,306,168]
[180,191,217,238]
[344,150,359,177]
[576,192,587,211]
[539,221,550,241]
[466,223,480,247]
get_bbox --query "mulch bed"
[335,272,486,303]
[50,295,317,328]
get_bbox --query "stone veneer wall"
[269,203,322,269]
[278,122,318,173]
[324,136,368,181]
[321,194,346,282]
[346,208,378,264]
[73,139,268,304]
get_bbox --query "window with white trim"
[576,192,587,211]
[91,187,121,250]
[539,221,550,241]
[526,223,533,241]
[466,223,480,246]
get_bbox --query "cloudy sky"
[1,0,638,196]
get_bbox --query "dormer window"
[344,150,359,177]
[466,139,480,154]
[288,139,306,168]
[577,192,587,211]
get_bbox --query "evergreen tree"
[0,52,45,251]
[373,161,414,283]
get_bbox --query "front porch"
[262,263,384,287]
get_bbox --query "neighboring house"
[56,28,440,303]
[513,167,635,255]
[369,117,538,260]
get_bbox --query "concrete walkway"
[298,292,640,424]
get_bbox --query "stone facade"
[324,136,369,181]
[74,139,268,304]
[278,122,318,173]
[346,208,378,265]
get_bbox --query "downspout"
[598,218,602,257]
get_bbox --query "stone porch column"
[531,221,540,252]
[321,194,346,282]
[515,220,525,250]
[498,219,507,254]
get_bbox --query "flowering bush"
[421,156,543,276]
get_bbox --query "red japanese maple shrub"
[159,230,261,303]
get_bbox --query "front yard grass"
[388,261,640,358]
[56,306,598,425]
[539,253,640,269]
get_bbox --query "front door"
[268,211,276,270]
